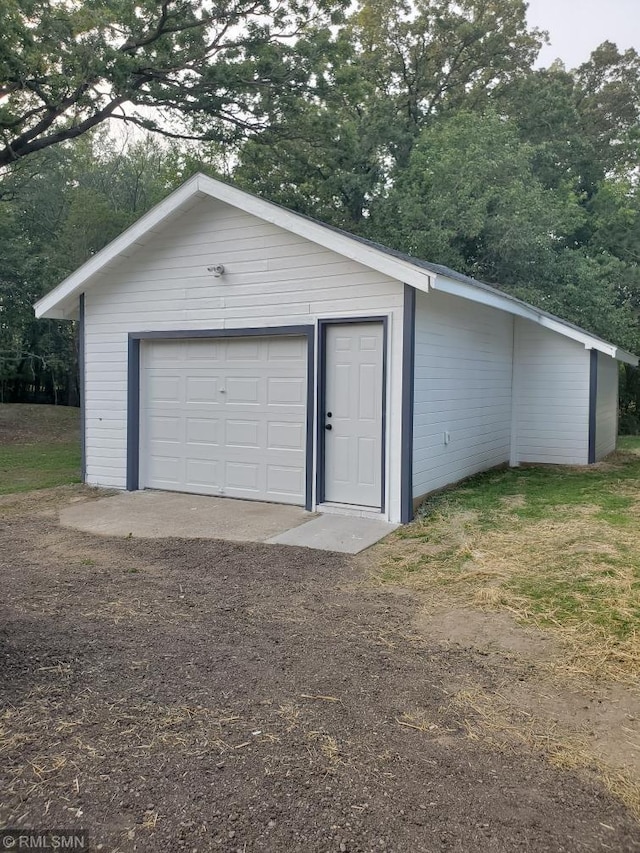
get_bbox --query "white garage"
[140,335,309,505]
[34,173,637,524]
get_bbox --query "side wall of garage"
[412,289,515,500]
[511,318,590,465]
[83,196,406,519]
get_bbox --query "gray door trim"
[316,317,388,512]
[400,284,416,523]
[127,326,315,510]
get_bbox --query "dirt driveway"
[1,488,639,852]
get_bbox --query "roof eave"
[432,273,638,365]
[612,348,639,367]
[34,173,434,319]
[34,174,205,319]
[32,172,638,366]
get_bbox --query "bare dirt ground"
[1,487,639,852]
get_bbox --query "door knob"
[325,424,332,430]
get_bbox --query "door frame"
[127,325,315,509]
[316,317,388,511]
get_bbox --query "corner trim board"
[78,293,86,482]
[126,336,141,491]
[588,349,598,464]
[401,284,416,523]
[126,326,315,510]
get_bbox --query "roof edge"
[32,173,638,365]
[35,173,204,318]
[34,172,434,318]
[432,273,638,366]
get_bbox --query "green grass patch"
[415,443,640,528]
[0,443,81,494]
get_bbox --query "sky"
[526,0,640,68]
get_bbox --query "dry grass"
[372,444,640,819]
[376,444,640,684]
[1,683,357,806]
[451,685,640,820]
[305,730,345,769]
[0,694,254,800]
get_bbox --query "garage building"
[35,174,638,524]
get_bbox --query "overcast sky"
[526,0,640,68]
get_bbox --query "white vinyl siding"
[595,353,619,461]
[512,318,590,465]
[412,289,514,498]
[83,195,405,520]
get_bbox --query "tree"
[234,28,388,228]
[369,110,583,279]
[368,110,639,351]
[345,0,543,166]
[499,44,640,199]
[0,0,344,168]
[0,131,187,402]
[234,0,545,230]
[497,65,600,193]
[574,42,640,181]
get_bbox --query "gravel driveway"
[1,488,638,852]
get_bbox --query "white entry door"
[323,322,384,508]
[141,336,307,505]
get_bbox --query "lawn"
[0,404,81,494]
[378,438,640,683]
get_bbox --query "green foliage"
[0,0,346,167]
[0,130,189,401]
[235,0,543,227]
[370,110,584,275]
[416,459,640,526]
[574,42,640,181]
[0,404,80,493]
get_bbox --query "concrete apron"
[60,491,398,554]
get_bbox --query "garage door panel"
[267,337,306,361]
[148,340,183,361]
[148,374,182,403]
[225,419,261,448]
[224,339,261,361]
[225,461,261,491]
[186,376,222,403]
[185,458,222,488]
[267,465,305,497]
[142,336,307,505]
[225,376,261,405]
[148,415,181,442]
[149,455,181,484]
[267,377,306,406]
[185,340,222,360]
[185,417,220,445]
[267,421,305,451]
[183,442,225,462]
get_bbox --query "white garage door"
[141,336,308,505]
